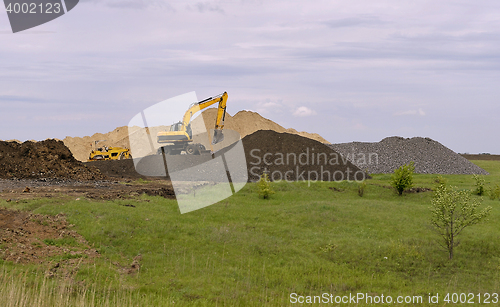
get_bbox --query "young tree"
[257,173,274,199]
[430,180,492,259]
[473,174,486,196]
[390,162,415,196]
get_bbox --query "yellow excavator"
[157,92,228,155]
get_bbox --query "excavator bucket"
[212,129,224,145]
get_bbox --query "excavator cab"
[170,122,183,132]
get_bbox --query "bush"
[488,184,500,200]
[430,180,492,259]
[357,181,366,197]
[257,173,274,199]
[473,174,486,196]
[390,162,415,196]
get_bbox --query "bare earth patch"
[0,208,99,278]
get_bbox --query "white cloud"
[394,108,426,116]
[293,106,317,117]
[253,99,284,115]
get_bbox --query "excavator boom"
[156,92,228,154]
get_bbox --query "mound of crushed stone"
[242,130,368,182]
[327,136,488,175]
[0,139,106,180]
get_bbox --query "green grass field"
[1,160,499,306]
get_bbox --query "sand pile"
[328,137,488,175]
[0,139,105,180]
[64,109,329,162]
[196,109,329,143]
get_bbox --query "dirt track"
[0,178,174,201]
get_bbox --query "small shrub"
[257,173,274,199]
[473,174,486,196]
[435,175,447,185]
[390,162,415,196]
[357,181,366,197]
[488,184,500,200]
[430,180,492,259]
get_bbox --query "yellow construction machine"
[157,92,228,155]
[88,140,131,161]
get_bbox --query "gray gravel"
[327,136,488,175]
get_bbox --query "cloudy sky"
[1,0,499,153]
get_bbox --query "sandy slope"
[63,109,329,162]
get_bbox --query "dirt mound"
[84,160,150,180]
[242,130,368,182]
[328,136,488,175]
[0,139,106,180]
[87,130,366,183]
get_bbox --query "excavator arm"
[157,92,228,146]
[183,92,227,145]
[211,92,227,144]
[181,92,227,130]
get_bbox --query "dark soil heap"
[84,159,148,180]
[87,131,369,183]
[0,139,105,180]
[242,130,369,182]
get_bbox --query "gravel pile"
[327,136,488,175]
